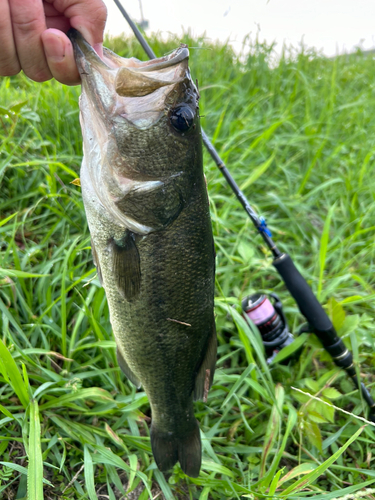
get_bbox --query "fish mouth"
[68,29,192,130]
[68,29,189,98]
[103,45,190,73]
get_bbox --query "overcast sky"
[103,0,375,57]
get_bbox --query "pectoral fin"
[110,231,141,300]
[194,325,217,401]
[116,347,141,388]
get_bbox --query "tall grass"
[1,33,375,499]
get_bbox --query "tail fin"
[151,421,201,477]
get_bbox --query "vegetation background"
[1,34,375,500]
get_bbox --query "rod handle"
[272,253,354,377]
[273,253,335,343]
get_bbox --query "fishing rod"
[112,0,375,423]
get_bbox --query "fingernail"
[44,34,65,62]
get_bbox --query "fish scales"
[70,30,216,478]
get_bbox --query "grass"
[1,32,375,499]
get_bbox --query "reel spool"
[242,293,296,364]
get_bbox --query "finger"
[45,15,71,32]
[44,3,71,31]
[9,0,52,82]
[0,1,21,76]
[42,28,80,85]
[49,0,107,48]
[43,2,61,16]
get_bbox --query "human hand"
[0,0,107,85]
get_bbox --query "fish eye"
[170,105,195,132]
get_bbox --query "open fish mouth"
[68,29,193,131]
[68,28,189,100]
[68,29,199,232]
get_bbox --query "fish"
[68,29,216,477]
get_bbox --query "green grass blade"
[0,212,18,227]
[268,468,283,496]
[278,462,317,486]
[0,269,49,278]
[281,426,365,496]
[0,338,30,408]
[84,445,98,500]
[90,445,152,497]
[199,486,212,500]
[154,469,175,500]
[27,400,44,500]
[201,460,235,478]
[39,388,114,411]
[259,384,285,479]
[296,479,375,500]
[257,404,297,488]
[0,403,16,420]
[0,462,29,476]
[220,364,255,408]
[318,203,336,300]
[298,138,328,195]
[0,462,53,487]
[230,306,274,391]
[239,153,276,191]
[127,454,138,492]
[271,333,309,365]
[60,235,82,357]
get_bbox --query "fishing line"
[112,0,375,422]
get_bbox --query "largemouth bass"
[69,30,216,477]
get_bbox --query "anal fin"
[110,231,141,301]
[91,238,103,285]
[194,325,217,401]
[116,347,141,389]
